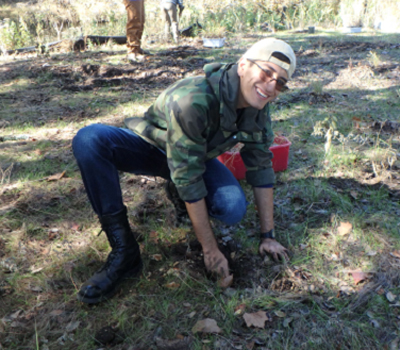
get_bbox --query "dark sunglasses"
[247,58,289,92]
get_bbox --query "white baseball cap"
[241,38,296,79]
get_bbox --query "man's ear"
[237,57,247,77]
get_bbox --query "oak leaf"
[243,311,269,328]
[348,269,368,285]
[191,318,222,334]
[337,221,352,236]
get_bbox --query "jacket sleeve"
[240,109,276,187]
[164,90,211,202]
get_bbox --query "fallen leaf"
[30,266,44,274]
[234,304,246,316]
[337,221,352,236]
[246,341,255,350]
[243,311,269,328]
[187,311,196,318]
[370,319,380,328]
[50,310,63,316]
[155,336,192,349]
[71,223,80,231]
[348,270,368,285]
[274,310,286,318]
[63,262,75,272]
[191,318,222,334]
[150,254,162,261]
[386,291,397,303]
[47,170,66,182]
[10,310,23,319]
[218,274,233,289]
[48,231,58,240]
[390,250,400,259]
[164,282,180,289]
[352,116,362,129]
[350,191,358,199]
[376,287,385,295]
[283,317,293,328]
[66,321,80,333]
[149,231,159,243]
[166,267,181,276]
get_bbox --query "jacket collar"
[205,63,269,133]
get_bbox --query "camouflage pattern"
[124,63,275,201]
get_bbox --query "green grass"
[1,20,400,350]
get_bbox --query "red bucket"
[217,136,291,180]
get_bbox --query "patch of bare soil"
[155,236,281,290]
[51,46,208,92]
[316,41,400,53]
[277,91,335,106]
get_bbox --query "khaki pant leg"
[168,4,179,42]
[124,0,145,53]
[161,3,172,38]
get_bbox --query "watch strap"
[260,229,275,240]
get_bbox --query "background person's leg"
[202,159,247,225]
[72,124,170,216]
[161,3,172,40]
[168,4,179,43]
[124,0,145,58]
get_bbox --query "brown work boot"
[127,47,150,63]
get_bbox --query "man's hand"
[259,238,289,262]
[185,198,232,287]
[203,249,230,278]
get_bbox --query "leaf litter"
[1,33,400,350]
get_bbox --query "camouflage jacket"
[124,63,275,202]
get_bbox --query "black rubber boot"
[164,180,189,224]
[77,206,142,304]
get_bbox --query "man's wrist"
[260,229,275,240]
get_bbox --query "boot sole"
[77,259,143,304]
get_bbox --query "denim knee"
[72,124,106,160]
[208,186,247,225]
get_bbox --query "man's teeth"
[256,88,268,98]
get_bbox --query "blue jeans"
[72,124,247,225]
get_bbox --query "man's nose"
[265,78,278,92]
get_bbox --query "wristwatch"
[260,229,275,240]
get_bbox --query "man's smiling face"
[237,58,288,110]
